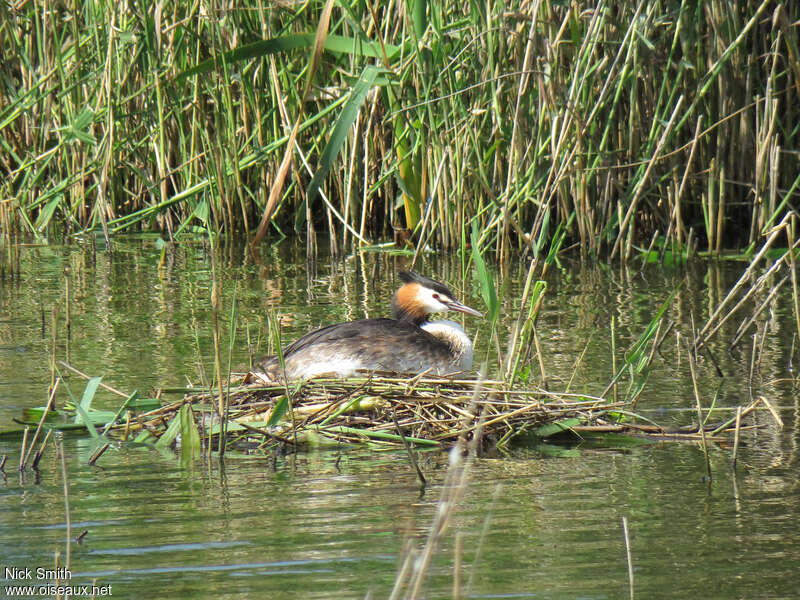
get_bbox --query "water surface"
[1,239,797,598]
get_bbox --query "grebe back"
[252,271,482,381]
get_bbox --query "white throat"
[420,319,474,369]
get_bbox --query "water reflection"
[1,437,798,599]
[1,240,799,598]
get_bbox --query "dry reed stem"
[788,216,800,343]
[731,406,742,470]
[687,336,712,480]
[693,213,793,350]
[31,429,52,470]
[18,426,28,472]
[757,395,783,430]
[622,516,634,600]
[21,378,60,469]
[58,361,129,398]
[729,275,788,349]
[57,435,71,568]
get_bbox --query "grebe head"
[392,271,483,325]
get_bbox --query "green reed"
[2,1,799,259]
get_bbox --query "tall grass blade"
[175,35,400,82]
[251,0,336,248]
[296,65,380,231]
[470,221,498,326]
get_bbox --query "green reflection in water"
[0,239,798,599]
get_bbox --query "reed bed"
[107,373,762,453]
[2,1,799,261]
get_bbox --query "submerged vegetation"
[2,1,799,259]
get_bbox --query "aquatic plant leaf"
[179,404,201,462]
[471,221,499,324]
[21,407,60,423]
[533,418,582,438]
[97,390,140,436]
[72,376,102,426]
[266,396,290,427]
[323,425,440,446]
[73,403,100,439]
[320,396,370,425]
[176,35,401,82]
[80,377,102,410]
[126,396,160,411]
[154,409,183,449]
[34,196,61,232]
[623,285,681,368]
[133,430,154,444]
[1,422,110,439]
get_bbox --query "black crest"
[398,271,455,299]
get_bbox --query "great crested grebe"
[252,271,482,382]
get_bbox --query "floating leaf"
[533,418,582,438]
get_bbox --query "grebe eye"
[432,293,440,300]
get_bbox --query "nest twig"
[105,372,771,453]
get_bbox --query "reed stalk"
[56,434,71,568]
[622,516,634,600]
[1,2,797,258]
[687,338,712,481]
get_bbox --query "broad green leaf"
[533,417,582,438]
[73,403,100,439]
[154,410,183,449]
[180,404,202,462]
[176,35,401,82]
[74,377,102,423]
[266,396,290,427]
[296,65,380,231]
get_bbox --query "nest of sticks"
[114,372,771,452]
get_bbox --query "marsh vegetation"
[2,1,798,259]
[2,2,800,597]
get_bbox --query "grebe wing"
[280,318,441,358]
[254,317,469,380]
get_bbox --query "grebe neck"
[420,319,474,369]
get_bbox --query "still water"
[0,239,798,599]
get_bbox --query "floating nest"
[111,372,773,452]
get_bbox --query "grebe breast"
[420,319,473,371]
